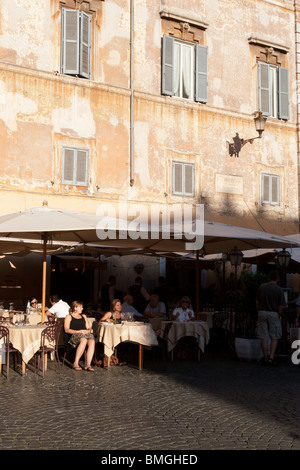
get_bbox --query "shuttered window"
[261,173,280,205]
[172,162,194,196]
[162,35,208,103]
[62,147,89,185]
[258,62,289,120]
[61,8,91,79]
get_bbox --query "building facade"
[0,0,299,302]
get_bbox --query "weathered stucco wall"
[0,0,298,235]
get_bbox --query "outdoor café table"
[3,311,42,325]
[7,324,49,375]
[98,321,158,370]
[159,320,210,361]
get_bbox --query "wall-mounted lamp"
[228,112,267,158]
[275,248,291,268]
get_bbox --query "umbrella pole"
[41,237,47,323]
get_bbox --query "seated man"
[121,294,143,318]
[144,294,167,319]
[46,294,70,319]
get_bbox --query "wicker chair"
[34,323,62,377]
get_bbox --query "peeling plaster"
[51,94,96,138]
[0,80,38,132]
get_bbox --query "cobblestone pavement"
[1,346,300,451]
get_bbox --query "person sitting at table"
[172,296,195,322]
[100,299,123,324]
[64,300,95,371]
[144,294,167,319]
[121,295,143,318]
[45,294,70,319]
[28,296,38,312]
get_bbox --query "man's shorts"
[256,310,282,340]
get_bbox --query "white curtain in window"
[174,43,180,97]
[182,45,191,99]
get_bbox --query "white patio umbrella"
[0,202,140,321]
[0,202,299,320]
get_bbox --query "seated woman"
[100,299,122,323]
[172,296,195,322]
[64,300,95,371]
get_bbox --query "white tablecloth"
[98,321,158,358]
[159,320,210,353]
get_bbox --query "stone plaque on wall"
[215,174,243,195]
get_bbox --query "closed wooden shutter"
[162,35,174,96]
[173,162,194,196]
[258,62,270,116]
[184,163,194,195]
[173,162,183,194]
[262,173,279,204]
[61,9,80,75]
[80,12,91,79]
[195,45,208,103]
[76,150,88,184]
[278,67,289,120]
[62,148,75,183]
[62,148,88,185]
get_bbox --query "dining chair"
[0,325,19,378]
[34,322,62,377]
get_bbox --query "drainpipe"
[295,0,300,231]
[130,0,134,186]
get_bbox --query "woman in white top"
[172,296,194,322]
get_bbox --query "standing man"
[128,276,150,314]
[256,270,286,365]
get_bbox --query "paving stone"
[0,350,300,451]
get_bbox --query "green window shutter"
[162,35,174,96]
[195,45,208,103]
[278,66,289,120]
[80,12,91,79]
[61,8,80,75]
[258,62,270,116]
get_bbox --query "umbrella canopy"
[0,203,299,320]
[86,220,300,254]
[0,203,133,320]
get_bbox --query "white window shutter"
[195,45,208,103]
[76,150,88,184]
[278,67,289,120]
[184,164,194,195]
[258,62,270,116]
[261,173,279,205]
[80,12,91,79]
[62,148,75,183]
[173,162,183,194]
[61,9,80,75]
[162,35,174,96]
[271,175,279,204]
